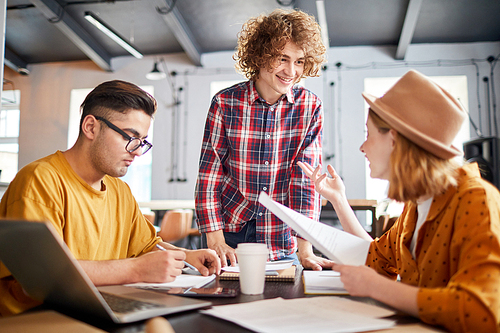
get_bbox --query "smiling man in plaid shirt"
[195,9,334,270]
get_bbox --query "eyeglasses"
[94,116,152,155]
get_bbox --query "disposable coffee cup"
[235,243,269,295]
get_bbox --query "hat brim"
[362,92,462,159]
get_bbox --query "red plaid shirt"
[195,81,322,260]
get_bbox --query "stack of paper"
[221,259,294,273]
[219,260,296,282]
[303,270,348,295]
[125,274,216,290]
[201,297,395,333]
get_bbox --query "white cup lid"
[236,243,268,255]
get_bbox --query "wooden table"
[322,199,379,238]
[51,266,444,333]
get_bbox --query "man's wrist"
[298,249,315,260]
[205,229,225,246]
[129,257,143,283]
[297,239,315,258]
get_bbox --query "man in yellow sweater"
[0,80,221,316]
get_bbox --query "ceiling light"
[84,11,143,59]
[146,61,167,80]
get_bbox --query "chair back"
[158,209,193,243]
[143,212,156,224]
[375,214,399,237]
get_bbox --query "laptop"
[0,220,211,323]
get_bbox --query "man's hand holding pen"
[156,244,221,276]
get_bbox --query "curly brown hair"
[233,9,327,81]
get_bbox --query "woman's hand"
[332,263,419,317]
[332,263,380,297]
[297,162,346,203]
[298,161,373,241]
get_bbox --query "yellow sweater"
[367,163,500,332]
[0,151,160,316]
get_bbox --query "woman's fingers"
[327,165,338,178]
[317,173,327,182]
[312,165,322,180]
[297,161,313,177]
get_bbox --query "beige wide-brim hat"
[362,70,466,159]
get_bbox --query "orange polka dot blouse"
[366,163,500,333]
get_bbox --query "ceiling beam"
[30,0,113,71]
[395,0,423,60]
[158,1,201,66]
[5,48,29,75]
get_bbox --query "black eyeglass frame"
[94,116,152,155]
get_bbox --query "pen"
[155,243,167,251]
[183,261,197,270]
[156,244,197,270]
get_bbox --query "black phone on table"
[142,286,238,298]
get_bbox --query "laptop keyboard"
[100,292,163,313]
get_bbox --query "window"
[0,90,20,183]
[210,80,241,100]
[68,86,154,202]
[363,75,470,206]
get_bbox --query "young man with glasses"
[0,80,220,316]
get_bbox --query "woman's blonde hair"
[369,109,459,203]
[233,9,326,81]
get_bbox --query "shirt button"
[270,107,274,111]
[264,161,269,165]
[259,212,263,216]
[263,187,268,191]
[266,134,271,139]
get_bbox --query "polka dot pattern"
[366,164,500,332]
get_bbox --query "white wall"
[319,42,500,199]
[4,41,500,201]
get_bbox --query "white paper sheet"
[303,270,348,295]
[124,274,216,289]
[221,259,294,273]
[201,297,395,333]
[258,192,370,266]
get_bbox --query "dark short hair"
[79,80,157,132]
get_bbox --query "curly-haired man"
[195,9,333,270]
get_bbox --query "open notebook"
[220,266,297,282]
[219,260,297,282]
[0,220,211,323]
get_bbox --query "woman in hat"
[298,70,500,332]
